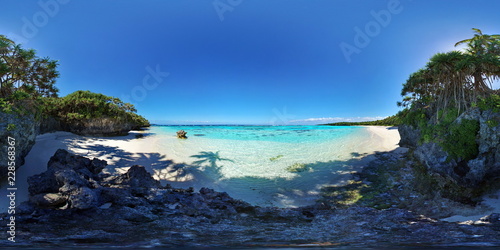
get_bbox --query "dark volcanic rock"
[398,124,421,148]
[3,149,500,248]
[114,165,160,188]
[40,114,148,137]
[400,108,500,189]
[68,187,99,210]
[27,149,105,209]
[27,170,60,195]
[66,117,137,136]
[413,142,456,176]
[118,206,158,222]
[0,108,40,180]
[107,165,160,196]
[38,115,66,134]
[29,193,67,208]
[48,148,106,175]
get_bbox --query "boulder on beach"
[176,130,188,139]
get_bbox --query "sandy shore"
[0,126,402,212]
[1,125,497,220]
[364,126,402,152]
[0,130,160,213]
[442,190,500,222]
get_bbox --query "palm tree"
[400,28,500,125]
[455,28,500,55]
[455,28,500,93]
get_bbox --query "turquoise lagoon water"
[146,125,382,207]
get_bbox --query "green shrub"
[402,105,480,161]
[486,119,499,128]
[66,112,85,121]
[438,107,459,125]
[42,90,149,127]
[11,90,31,101]
[441,119,479,161]
[420,108,459,143]
[6,123,16,131]
[401,108,427,128]
[0,98,13,113]
[478,94,500,112]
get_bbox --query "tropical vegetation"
[0,34,149,130]
[323,114,402,126]
[398,28,500,160]
[398,28,500,119]
[0,35,59,98]
[327,28,500,162]
[42,90,150,127]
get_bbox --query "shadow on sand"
[60,134,389,207]
[214,153,382,207]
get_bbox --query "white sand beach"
[1,126,403,212]
[364,126,401,151]
[7,125,499,218]
[442,190,500,222]
[5,125,489,221]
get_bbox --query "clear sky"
[1,0,500,125]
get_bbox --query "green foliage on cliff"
[400,108,427,127]
[398,28,497,160]
[0,34,149,130]
[417,108,460,144]
[402,106,480,161]
[477,94,500,112]
[42,90,150,127]
[442,119,480,161]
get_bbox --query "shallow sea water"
[147,125,382,207]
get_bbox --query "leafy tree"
[43,90,149,127]
[396,28,500,161]
[0,34,149,131]
[454,28,500,93]
[455,28,500,56]
[399,28,500,121]
[0,34,59,98]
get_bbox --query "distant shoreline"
[151,124,392,127]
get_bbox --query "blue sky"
[1,0,500,125]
